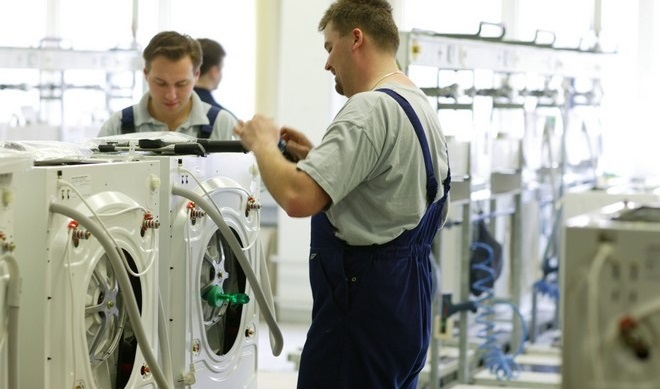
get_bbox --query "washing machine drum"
[200,227,247,356]
[86,250,143,388]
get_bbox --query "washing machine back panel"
[166,156,261,388]
[14,160,162,389]
[197,153,259,194]
[184,198,258,388]
[58,162,160,214]
[47,223,159,389]
[562,202,660,389]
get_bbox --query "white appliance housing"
[94,150,265,388]
[562,201,660,389]
[0,151,32,389]
[161,153,262,388]
[562,189,660,221]
[14,159,162,389]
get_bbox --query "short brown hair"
[143,31,202,72]
[198,38,226,76]
[318,0,399,54]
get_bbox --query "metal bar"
[457,202,473,383]
[510,191,524,352]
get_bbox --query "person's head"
[143,31,203,73]
[142,31,202,118]
[197,38,226,90]
[318,0,400,97]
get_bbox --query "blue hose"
[533,278,559,301]
[471,242,528,381]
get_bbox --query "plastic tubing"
[257,238,280,353]
[3,254,20,389]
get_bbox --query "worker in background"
[194,38,238,120]
[234,0,451,388]
[98,31,236,140]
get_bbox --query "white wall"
[269,0,335,322]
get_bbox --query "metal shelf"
[0,46,143,140]
[0,46,142,71]
[398,30,613,77]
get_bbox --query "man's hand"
[233,115,280,153]
[280,126,314,161]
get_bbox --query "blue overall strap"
[120,106,135,134]
[376,88,439,205]
[198,105,221,139]
[119,105,220,138]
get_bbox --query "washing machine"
[562,201,660,389]
[562,188,660,222]
[0,150,32,389]
[165,152,264,388]
[11,144,168,389]
[91,138,282,388]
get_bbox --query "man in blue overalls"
[234,0,451,387]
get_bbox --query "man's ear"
[351,28,364,49]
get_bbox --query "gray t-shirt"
[98,91,236,140]
[297,83,450,246]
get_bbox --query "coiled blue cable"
[471,242,528,381]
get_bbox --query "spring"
[246,196,261,217]
[0,232,13,252]
[142,219,159,228]
[72,229,91,240]
[67,219,90,246]
[247,196,261,209]
[141,212,160,237]
[471,242,522,381]
[189,208,206,219]
[187,201,206,224]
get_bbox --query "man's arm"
[235,115,330,217]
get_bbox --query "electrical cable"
[171,186,283,356]
[93,205,147,218]
[49,202,173,389]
